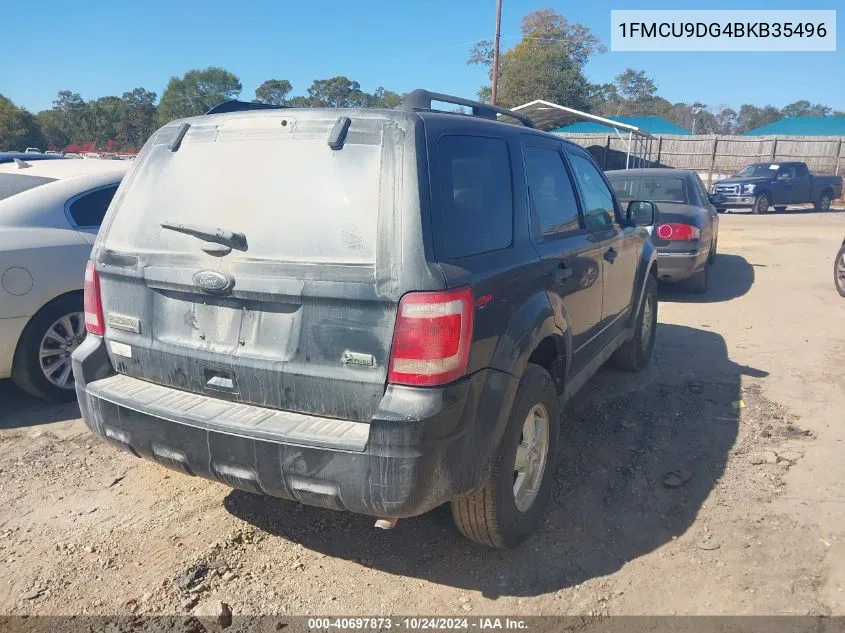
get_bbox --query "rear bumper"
[656,248,709,282]
[73,335,517,518]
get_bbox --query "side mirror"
[626,200,656,227]
[778,173,791,182]
[709,193,726,205]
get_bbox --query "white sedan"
[0,158,129,400]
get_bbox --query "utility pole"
[491,0,503,105]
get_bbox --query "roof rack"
[398,89,534,128]
[205,100,289,115]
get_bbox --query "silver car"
[0,158,128,400]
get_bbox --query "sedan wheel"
[12,294,85,402]
[38,312,85,389]
[835,244,845,298]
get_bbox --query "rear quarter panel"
[0,228,91,319]
[811,176,844,199]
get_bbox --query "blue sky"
[2,0,843,113]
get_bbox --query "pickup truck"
[712,161,843,214]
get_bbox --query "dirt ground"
[1,209,845,621]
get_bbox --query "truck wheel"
[816,192,832,211]
[752,193,770,215]
[11,293,85,402]
[835,243,845,298]
[774,206,787,213]
[450,364,559,549]
[611,275,658,372]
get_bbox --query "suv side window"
[68,185,118,227]
[567,153,617,232]
[435,135,513,259]
[523,145,581,238]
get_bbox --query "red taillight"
[387,287,474,387]
[656,223,700,241]
[83,261,104,335]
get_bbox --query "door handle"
[603,248,618,263]
[554,262,573,280]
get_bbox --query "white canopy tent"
[508,100,656,169]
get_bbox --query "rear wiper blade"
[160,221,248,251]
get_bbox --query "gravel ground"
[1,210,845,624]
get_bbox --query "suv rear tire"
[451,364,559,549]
[612,275,658,371]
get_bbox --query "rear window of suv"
[102,116,386,265]
[434,135,513,259]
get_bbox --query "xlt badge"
[341,350,376,368]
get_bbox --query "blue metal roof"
[551,116,691,136]
[742,117,845,136]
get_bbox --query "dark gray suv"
[73,90,658,548]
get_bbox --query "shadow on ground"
[225,323,768,598]
[660,253,754,303]
[0,379,80,429]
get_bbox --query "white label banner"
[611,10,836,51]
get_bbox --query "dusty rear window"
[103,117,384,265]
[0,174,57,201]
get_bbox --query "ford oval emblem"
[193,270,233,293]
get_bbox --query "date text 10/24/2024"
[307,618,529,630]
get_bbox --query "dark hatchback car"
[607,168,720,293]
[73,91,658,548]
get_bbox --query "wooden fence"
[554,133,845,190]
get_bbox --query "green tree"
[367,87,403,108]
[0,95,44,150]
[88,96,125,146]
[714,108,738,135]
[157,67,242,124]
[286,95,313,108]
[586,82,620,113]
[35,109,70,150]
[468,9,604,110]
[735,104,782,133]
[117,88,158,149]
[497,47,591,110]
[307,77,364,107]
[254,79,292,105]
[662,102,718,135]
[614,69,657,103]
[781,100,832,118]
[52,90,90,144]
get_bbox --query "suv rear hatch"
[94,111,408,422]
